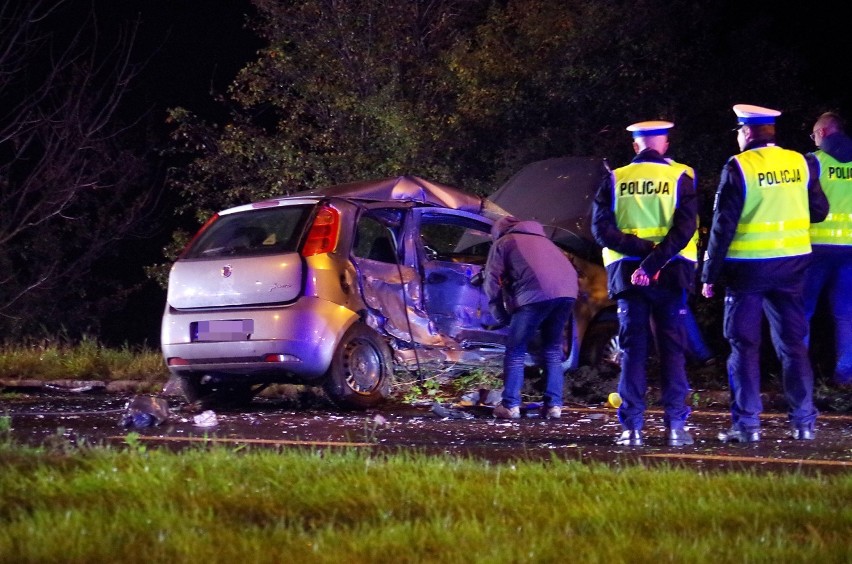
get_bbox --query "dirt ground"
[2,385,850,476]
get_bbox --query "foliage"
[164,1,489,221]
[159,0,825,277]
[450,367,503,394]
[0,444,850,561]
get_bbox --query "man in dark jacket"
[592,120,698,447]
[484,216,578,420]
[805,111,852,388]
[702,104,829,442]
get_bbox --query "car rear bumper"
[161,297,358,380]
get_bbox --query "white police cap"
[733,104,781,126]
[626,120,674,138]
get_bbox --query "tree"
[444,0,817,184]
[164,0,491,222]
[0,1,156,339]
[162,0,821,268]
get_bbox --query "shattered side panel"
[354,258,447,347]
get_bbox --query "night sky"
[75,0,262,124]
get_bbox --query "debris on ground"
[458,388,502,406]
[119,395,171,428]
[431,401,475,419]
[193,410,218,428]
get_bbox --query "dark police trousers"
[616,286,690,431]
[724,286,818,431]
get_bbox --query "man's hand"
[631,267,650,286]
[702,283,714,298]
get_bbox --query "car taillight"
[301,206,340,257]
[178,213,219,259]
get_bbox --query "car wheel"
[323,323,392,409]
[580,320,622,369]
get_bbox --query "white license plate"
[192,319,254,341]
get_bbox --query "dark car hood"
[488,157,609,262]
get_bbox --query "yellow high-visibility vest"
[810,150,852,245]
[727,146,811,259]
[668,159,701,253]
[602,161,697,266]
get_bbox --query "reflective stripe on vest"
[810,151,852,245]
[728,146,811,259]
[602,161,697,265]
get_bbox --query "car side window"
[419,215,492,265]
[353,215,397,263]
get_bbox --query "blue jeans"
[803,252,852,385]
[725,287,817,431]
[502,297,575,409]
[617,287,690,431]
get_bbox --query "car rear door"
[167,204,313,310]
[411,208,506,347]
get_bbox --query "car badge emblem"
[222,264,232,278]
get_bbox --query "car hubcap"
[343,339,382,394]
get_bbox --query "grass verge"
[0,435,849,563]
[0,337,169,384]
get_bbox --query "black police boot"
[717,427,760,443]
[666,428,694,447]
[616,429,643,446]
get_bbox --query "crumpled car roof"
[302,175,508,219]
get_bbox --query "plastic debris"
[119,395,170,428]
[193,410,218,428]
[459,388,502,407]
[607,392,622,408]
[431,402,475,419]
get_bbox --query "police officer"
[804,112,852,388]
[701,104,829,442]
[592,120,698,447]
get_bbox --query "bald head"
[812,112,845,148]
[815,112,844,135]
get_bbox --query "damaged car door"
[352,206,506,370]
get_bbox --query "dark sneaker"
[717,427,760,443]
[666,428,694,447]
[493,404,520,420]
[791,427,815,440]
[542,406,562,420]
[616,429,643,446]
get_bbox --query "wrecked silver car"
[161,175,614,409]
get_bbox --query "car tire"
[580,319,622,369]
[323,323,392,409]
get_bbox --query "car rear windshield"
[183,205,313,259]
